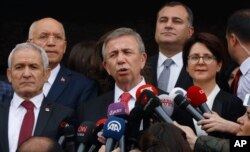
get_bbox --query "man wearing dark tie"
[226,9,250,100]
[27,17,98,109]
[0,42,74,152]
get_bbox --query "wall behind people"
[1,0,250,77]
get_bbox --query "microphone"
[58,118,76,146]
[158,94,174,116]
[126,105,144,151]
[107,102,129,119]
[103,116,126,152]
[187,86,212,114]
[169,87,187,97]
[76,121,96,152]
[64,124,76,152]
[88,118,107,152]
[135,89,173,123]
[135,84,159,100]
[169,92,205,121]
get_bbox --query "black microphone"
[58,118,76,146]
[125,105,144,151]
[136,89,173,123]
[170,93,205,121]
[64,124,76,152]
[76,121,96,152]
[88,118,107,152]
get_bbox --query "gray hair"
[8,42,49,69]
[101,27,145,59]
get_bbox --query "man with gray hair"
[0,42,74,152]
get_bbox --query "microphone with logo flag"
[187,85,212,114]
[76,121,96,152]
[107,102,129,119]
[103,116,126,152]
[158,94,174,116]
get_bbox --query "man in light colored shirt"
[0,42,73,152]
[147,1,194,92]
[226,9,250,101]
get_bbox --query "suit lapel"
[147,54,158,86]
[46,66,70,103]
[0,101,11,152]
[34,100,54,136]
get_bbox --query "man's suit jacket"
[77,90,195,132]
[0,98,74,152]
[147,54,193,90]
[46,65,98,109]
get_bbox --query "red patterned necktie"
[18,100,35,146]
[233,69,242,96]
[120,92,131,112]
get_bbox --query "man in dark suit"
[78,27,149,122]
[147,1,194,91]
[0,42,74,152]
[0,81,13,102]
[77,28,195,131]
[27,17,98,109]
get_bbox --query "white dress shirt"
[8,92,44,152]
[157,51,183,92]
[43,64,60,96]
[114,77,146,112]
[237,57,250,101]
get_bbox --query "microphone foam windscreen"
[169,87,187,98]
[158,94,174,116]
[77,121,96,143]
[136,84,158,100]
[107,102,128,116]
[187,86,207,107]
[103,116,125,140]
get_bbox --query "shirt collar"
[11,92,44,109]
[240,57,250,75]
[47,64,60,85]
[114,77,146,102]
[158,51,183,67]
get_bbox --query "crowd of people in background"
[1,1,250,152]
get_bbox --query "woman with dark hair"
[182,32,245,138]
[139,122,192,152]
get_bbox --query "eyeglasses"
[31,34,65,43]
[188,54,216,64]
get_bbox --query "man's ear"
[7,69,12,83]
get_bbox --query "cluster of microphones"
[57,84,212,152]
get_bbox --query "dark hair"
[139,122,192,152]
[68,40,96,76]
[157,1,193,26]
[183,32,225,68]
[226,9,250,43]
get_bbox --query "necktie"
[120,92,131,112]
[233,69,242,96]
[158,59,173,91]
[18,101,35,146]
